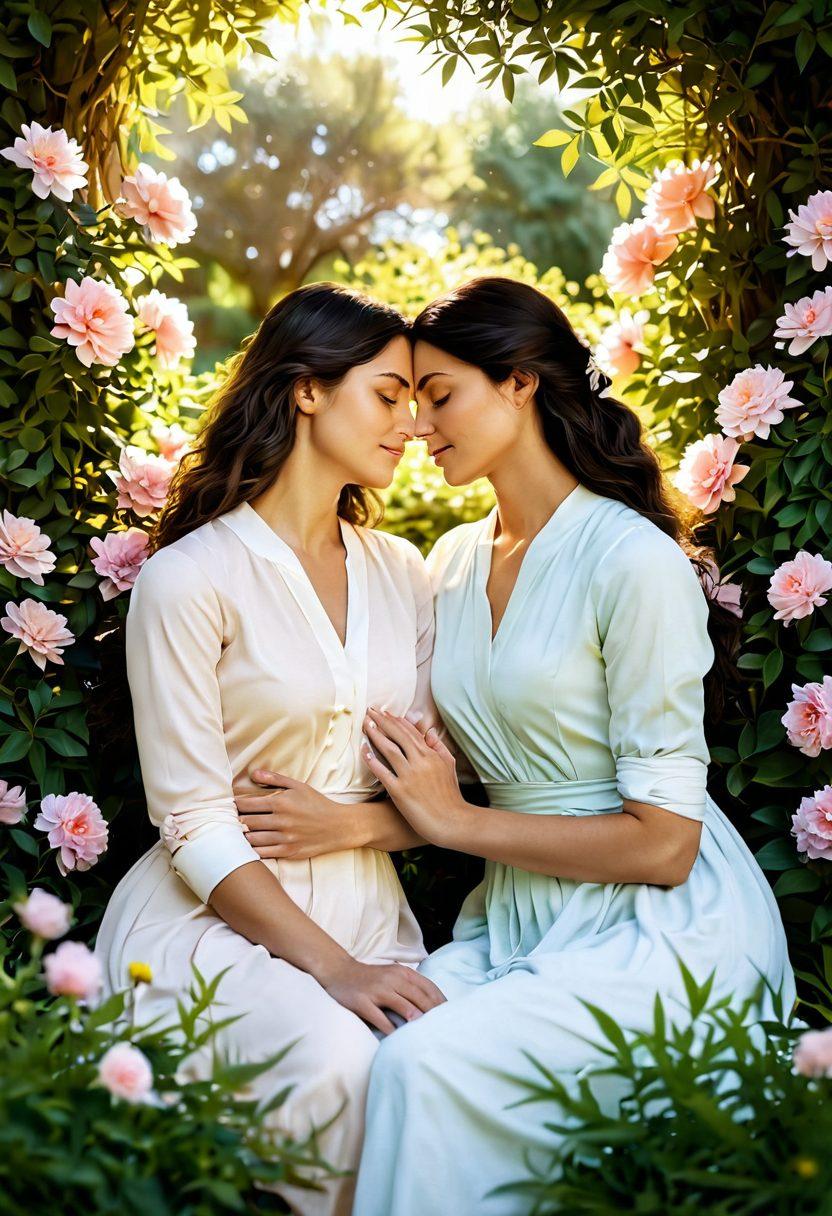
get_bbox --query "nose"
[394,397,416,441]
[413,402,435,439]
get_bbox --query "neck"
[249,430,348,555]
[488,429,578,542]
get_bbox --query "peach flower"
[597,309,648,377]
[118,163,197,246]
[1,599,75,669]
[784,189,832,273]
[1,121,88,202]
[791,784,832,861]
[715,365,801,441]
[773,286,832,357]
[136,290,196,369]
[50,276,135,368]
[109,446,175,517]
[782,678,832,758]
[90,528,149,600]
[0,510,57,584]
[698,557,742,618]
[643,159,718,234]
[34,791,109,876]
[13,887,72,939]
[767,551,832,624]
[793,1026,832,1078]
[0,778,26,825]
[151,420,192,462]
[601,218,678,296]
[676,434,749,513]
[98,1042,154,1103]
[43,939,103,1002]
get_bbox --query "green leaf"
[755,837,798,871]
[9,827,39,856]
[511,0,540,18]
[27,10,52,47]
[533,129,572,148]
[762,649,783,689]
[774,868,821,897]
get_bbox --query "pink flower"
[34,791,109,876]
[98,1042,154,1103]
[601,218,678,296]
[676,434,750,513]
[698,557,743,618]
[643,159,718,234]
[13,887,72,939]
[767,551,832,624]
[784,189,832,273]
[118,164,197,246]
[89,528,149,600]
[0,121,88,202]
[50,277,135,368]
[0,778,27,825]
[136,290,196,369]
[782,678,832,757]
[109,446,175,517]
[716,365,801,442]
[43,940,103,1002]
[151,420,192,462]
[1,599,75,670]
[791,784,832,861]
[773,286,832,357]
[793,1026,832,1078]
[0,510,57,584]
[597,309,648,377]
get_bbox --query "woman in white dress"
[93,282,446,1216]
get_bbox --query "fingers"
[366,707,427,759]
[424,729,457,768]
[248,768,301,788]
[362,716,406,773]
[362,744,397,789]
[359,999,396,1037]
[382,992,425,1024]
[402,970,447,1012]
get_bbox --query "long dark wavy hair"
[411,275,741,726]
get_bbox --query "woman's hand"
[361,706,472,846]
[317,955,447,1036]
[233,770,353,860]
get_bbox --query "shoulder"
[130,524,224,615]
[425,516,487,587]
[355,525,432,603]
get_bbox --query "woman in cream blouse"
[93,283,444,1216]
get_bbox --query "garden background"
[2,0,832,1211]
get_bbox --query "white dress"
[93,500,436,1216]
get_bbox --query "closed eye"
[433,394,450,408]
[378,393,397,406]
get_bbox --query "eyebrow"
[416,371,450,392]
[376,372,412,389]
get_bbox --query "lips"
[380,445,404,457]
[430,445,452,458]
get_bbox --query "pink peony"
[34,791,109,876]
[1,599,75,670]
[43,940,103,1002]
[151,420,192,462]
[118,164,197,246]
[791,784,832,861]
[50,276,135,368]
[643,159,718,234]
[782,678,832,758]
[676,434,749,513]
[698,557,743,618]
[13,887,72,939]
[0,778,27,825]
[773,286,832,357]
[0,510,57,584]
[109,445,175,517]
[98,1042,154,1103]
[601,218,678,296]
[136,290,196,369]
[793,1026,832,1078]
[784,189,832,273]
[767,551,832,624]
[1,121,88,202]
[597,308,648,377]
[715,365,801,441]
[89,528,149,600]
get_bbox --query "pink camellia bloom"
[698,557,743,618]
[715,365,801,442]
[643,158,718,234]
[118,163,197,246]
[0,778,26,825]
[597,308,648,378]
[151,420,192,462]
[791,784,832,861]
[0,121,88,202]
[98,1042,154,1103]
[793,1026,832,1078]
[50,276,135,368]
[601,218,678,296]
[773,285,832,357]
[784,189,832,273]
[782,677,832,758]
[0,510,57,584]
[13,887,72,939]
[43,939,103,1002]
[136,290,196,369]
[767,551,832,624]
[34,791,109,876]
[89,528,149,600]
[1,599,75,670]
[676,434,749,513]
[109,445,175,517]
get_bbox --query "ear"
[293,375,324,416]
[504,368,539,410]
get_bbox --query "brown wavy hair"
[411,275,741,725]
[151,281,409,554]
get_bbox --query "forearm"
[343,797,428,852]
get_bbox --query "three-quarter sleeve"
[125,546,261,903]
[592,524,714,821]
